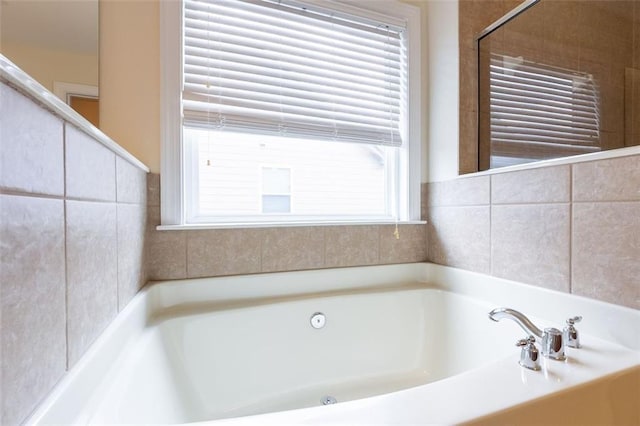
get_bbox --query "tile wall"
[0,83,147,425]
[427,154,640,309]
[145,174,427,281]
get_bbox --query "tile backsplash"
[426,154,640,309]
[0,82,147,425]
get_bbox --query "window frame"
[160,0,422,227]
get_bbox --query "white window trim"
[160,0,422,227]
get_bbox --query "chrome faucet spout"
[488,308,543,338]
[488,307,565,361]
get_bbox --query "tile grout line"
[114,156,120,312]
[489,175,493,276]
[185,230,190,279]
[322,226,327,269]
[569,165,573,296]
[0,189,65,200]
[259,227,263,273]
[62,122,70,371]
[377,225,381,265]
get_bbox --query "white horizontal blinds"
[183,0,405,146]
[489,54,601,164]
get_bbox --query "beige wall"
[424,0,460,182]
[99,0,160,172]
[1,42,98,92]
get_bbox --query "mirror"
[0,0,99,126]
[477,0,640,170]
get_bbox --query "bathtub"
[27,263,639,425]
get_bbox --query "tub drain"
[321,395,337,405]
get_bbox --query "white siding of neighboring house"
[188,129,387,217]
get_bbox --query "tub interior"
[82,288,522,424]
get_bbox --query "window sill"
[156,220,427,231]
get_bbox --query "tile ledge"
[445,145,640,182]
[157,221,427,231]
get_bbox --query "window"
[488,54,600,168]
[261,167,291,214]
[161,0,421,226]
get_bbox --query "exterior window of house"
[261,167,291,214]
[161,0,421,226]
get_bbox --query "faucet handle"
[564,316,582,348]
[566,316,582,325]
[516,335,540,371]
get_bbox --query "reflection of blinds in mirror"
[489,54,600,168]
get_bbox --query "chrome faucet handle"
[564,316,582,348]
[516,335,540,371]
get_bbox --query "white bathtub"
[28,263,640,425]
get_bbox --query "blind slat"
[183,51,402,91]
[183,83,400,117]
[491,98,596,120]
[183,39,401,78]
[491,111,599,132]
[184,7,402,55]
[183,0,405,146]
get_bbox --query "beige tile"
[492,165,570,204]
[478,111,491,171]
[147,205,161,232]
[459,110,478,175]
[262,227,325,272]
[187,229,262,278]
[65,124,116,201]
[66,200,118,367]
[117,204,147,310]
[379,224,427,264]
[491,204,571,292]
[421,183,428,221]
[635,2,640,69]
[625,68,640,144]
[146,230,187,280]
[428,206,490,273]
[459,0,511,51]
[147,173,160,206]
[459,47,478,113]
[0,83,64,196]
[599,80,625,134]
[116,156,147,204]
[573,155,640,202]
[572,202,640,309]
[325,225,379,268]
[0,194,66,426]
[428,175,490,207]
